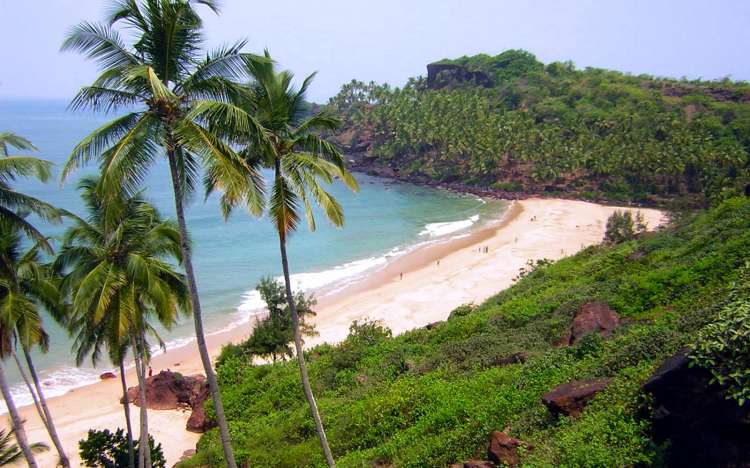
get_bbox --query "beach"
[20,198,665,467]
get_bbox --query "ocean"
[0,99,506,410]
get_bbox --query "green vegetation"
[182,197,750,467]
[0,428,47,466]
[0,132,64,468]
[604,210,647,244]
[689,262,750,405]
[225,278,318,363]
[330,50,750,204]
[57,176,189,468]
[79,428,165,468]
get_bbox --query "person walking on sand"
[400,272,403,280]
[148,366,153,378]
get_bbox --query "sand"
[17,198,665,467]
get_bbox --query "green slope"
[181,198,750,467]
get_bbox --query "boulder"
[426,63,493,89]
[542,378,611,417]
[643,351,750,467]
[186,404,213,433]
[566,302,620,345]
[449,461,495,468]
[99,372,117,380]
[487,431,532,467]
[424,321,444,330]
[123,370,214,433]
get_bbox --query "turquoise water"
[0,99,505,408]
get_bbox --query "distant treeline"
[328,50,750,204]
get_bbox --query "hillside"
[180,198,750,467]
[328,50,750,206]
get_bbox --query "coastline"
[20,198,665,467]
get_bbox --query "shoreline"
[19,198,665,467]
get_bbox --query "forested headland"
[328,50,750,205]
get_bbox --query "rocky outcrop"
[542,378,611,417]
[99,372,117,380]
[123,370,214,433]
[643,351,750,467]
[487,431,532,467]
[450,431,532,468]
[426,63,493,90]
[564,302,621,345]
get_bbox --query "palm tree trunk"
[21,347,69,467]
[278,236,336,467]
[119,357,136,468]
[167,150,237,468]
[0,360,38,468]
[11,351,45,428]
[131,334,150,468]
[137,331,152,468]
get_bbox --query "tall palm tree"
[55,176,189,468]
[198,53,358,466]
[0,428,47,466]
[0,132,59,468]
[0,219,70,467]
[60,3,264,465]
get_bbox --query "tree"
[0,132,59,254]
[0,428,47,466]
[60,2,265,465]
[0,218,70,466]
[56,176,189,468]
[200,52,358,466]
[245,277,317,362]
[78,428,165,468]
[0,132,59,468]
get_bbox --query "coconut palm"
[55,176,189,468]
[67,311,136,468]
[0,219,70,467]
[0,132,59,250]
[60,3,264,465]
[197,53,358,466]
[0,428,47,466]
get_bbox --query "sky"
[1,0,749,103]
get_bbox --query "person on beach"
[400,272,403,280]
[148,366,153,378]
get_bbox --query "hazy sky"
[1,0,749,103]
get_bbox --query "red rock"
[487,431,532,467]
[99,372,117,380]
[122,370,213,432]
[567,302,621,345]
[456,460,495,468]
[542,378,611,417]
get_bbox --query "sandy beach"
[19,198,665,467]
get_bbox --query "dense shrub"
[604,210,647,244]
[79,428,165,468]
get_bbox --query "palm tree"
[55,176,189,468]
[67,306,136,468]
[60,3,264,465]
[0,132,59,251]
[0,132,59,468]
[0,219,70,467]
[0,428,47,466]
[198,53,358,466]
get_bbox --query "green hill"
[181,198,750,467]
[329,50,750,205]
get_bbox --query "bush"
[690,262,750,405]
[79,428,165,468]
[604,210,646,244]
